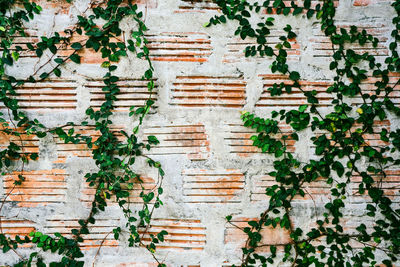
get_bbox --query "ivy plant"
[208,0,400,266]
[0,0,167,266]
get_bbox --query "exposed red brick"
[223,31,300,64]
[75,35,122,64]
[356,72,400,105]
[224,121,295,158]
[36,0,157,14]
[45,216,120,249]
[170,76,246,108]
[309,23,389,59]
[353,0,392,6]
[251,175,331,203]
[175,0,219,13]
[143,124,210,161]
[353,0,371,6]
[138,218,206,251]
[36,0,72,14]
[225,217,291,252]
[261,0,338,14]
[87,79,158,112]
[0,217,36,238]
[53,125,124,163]
[146,32,212,62]
[182,169,244,203]
[0,128,39,156]
[312,120,391,152]
[257,74,332,107]
[8,31,75,60]
[0,80,77,111]
[3,170,68,207]
[351,169,400,203]
[360,120,391,148]
[80,176,157,206]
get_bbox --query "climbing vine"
[0,0,167,266]
[2,0,400,266]
[208,0,400,266]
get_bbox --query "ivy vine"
[208,0,400,266]
[0,0,167,266]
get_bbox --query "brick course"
[0,0,398,266]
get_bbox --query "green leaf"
[299,105,307,112]
[40,72,49,79]
[71,42,82,50]
[70,54,81,64]
[289,71,300,81]
[54,58,64,64]
[54,68,61,77]
[11,52,20,61]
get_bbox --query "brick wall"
[0,0,398,266]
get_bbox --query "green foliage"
[209,0,400,266]
[0,0,166,266]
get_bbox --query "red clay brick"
[80,176,157,206]
[170,76,246,108]
[182,169,245,203]
[353,0,371,6]
[257,74,333,107]
[87,79,158,112]
[146,32,212,62]
[224,121,295,158]
[138,218,207,251]
[3,170,68,207]
[143,123,210,161]
[0,80,78,111]
[225,217,291,252]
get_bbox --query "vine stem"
[0,108,27,261]
[92,230,112,267]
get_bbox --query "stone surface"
[0,0,399,266]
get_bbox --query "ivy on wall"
[208,0,400,266]
[1,0,400,266]
[0,0,167,266]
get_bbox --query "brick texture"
[182,169,244,203]
[352,0,391,6]
[87,79,158,112]
[251,175,331,202]
[0,0,398,266]
[0,80,77,111]
[80,176,157,205]
[224,121,295,157]
[170,75,246,108]
[223,32,300,63]
[175,0,219,13]
[0,129,39,156]
[310,23,389,59]
[54,126,123,163]
[256,74,332,107]
[224,217,291,252]
[0,217,36,237]
[44,216,119,249]
[146,32,212,62]
[139,219,207,251]
[143,123,210,161]
[4,170,68,207]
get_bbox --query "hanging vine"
[0,0,167,266]
[208,0,400,266]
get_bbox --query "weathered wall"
[1,0,399,266]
